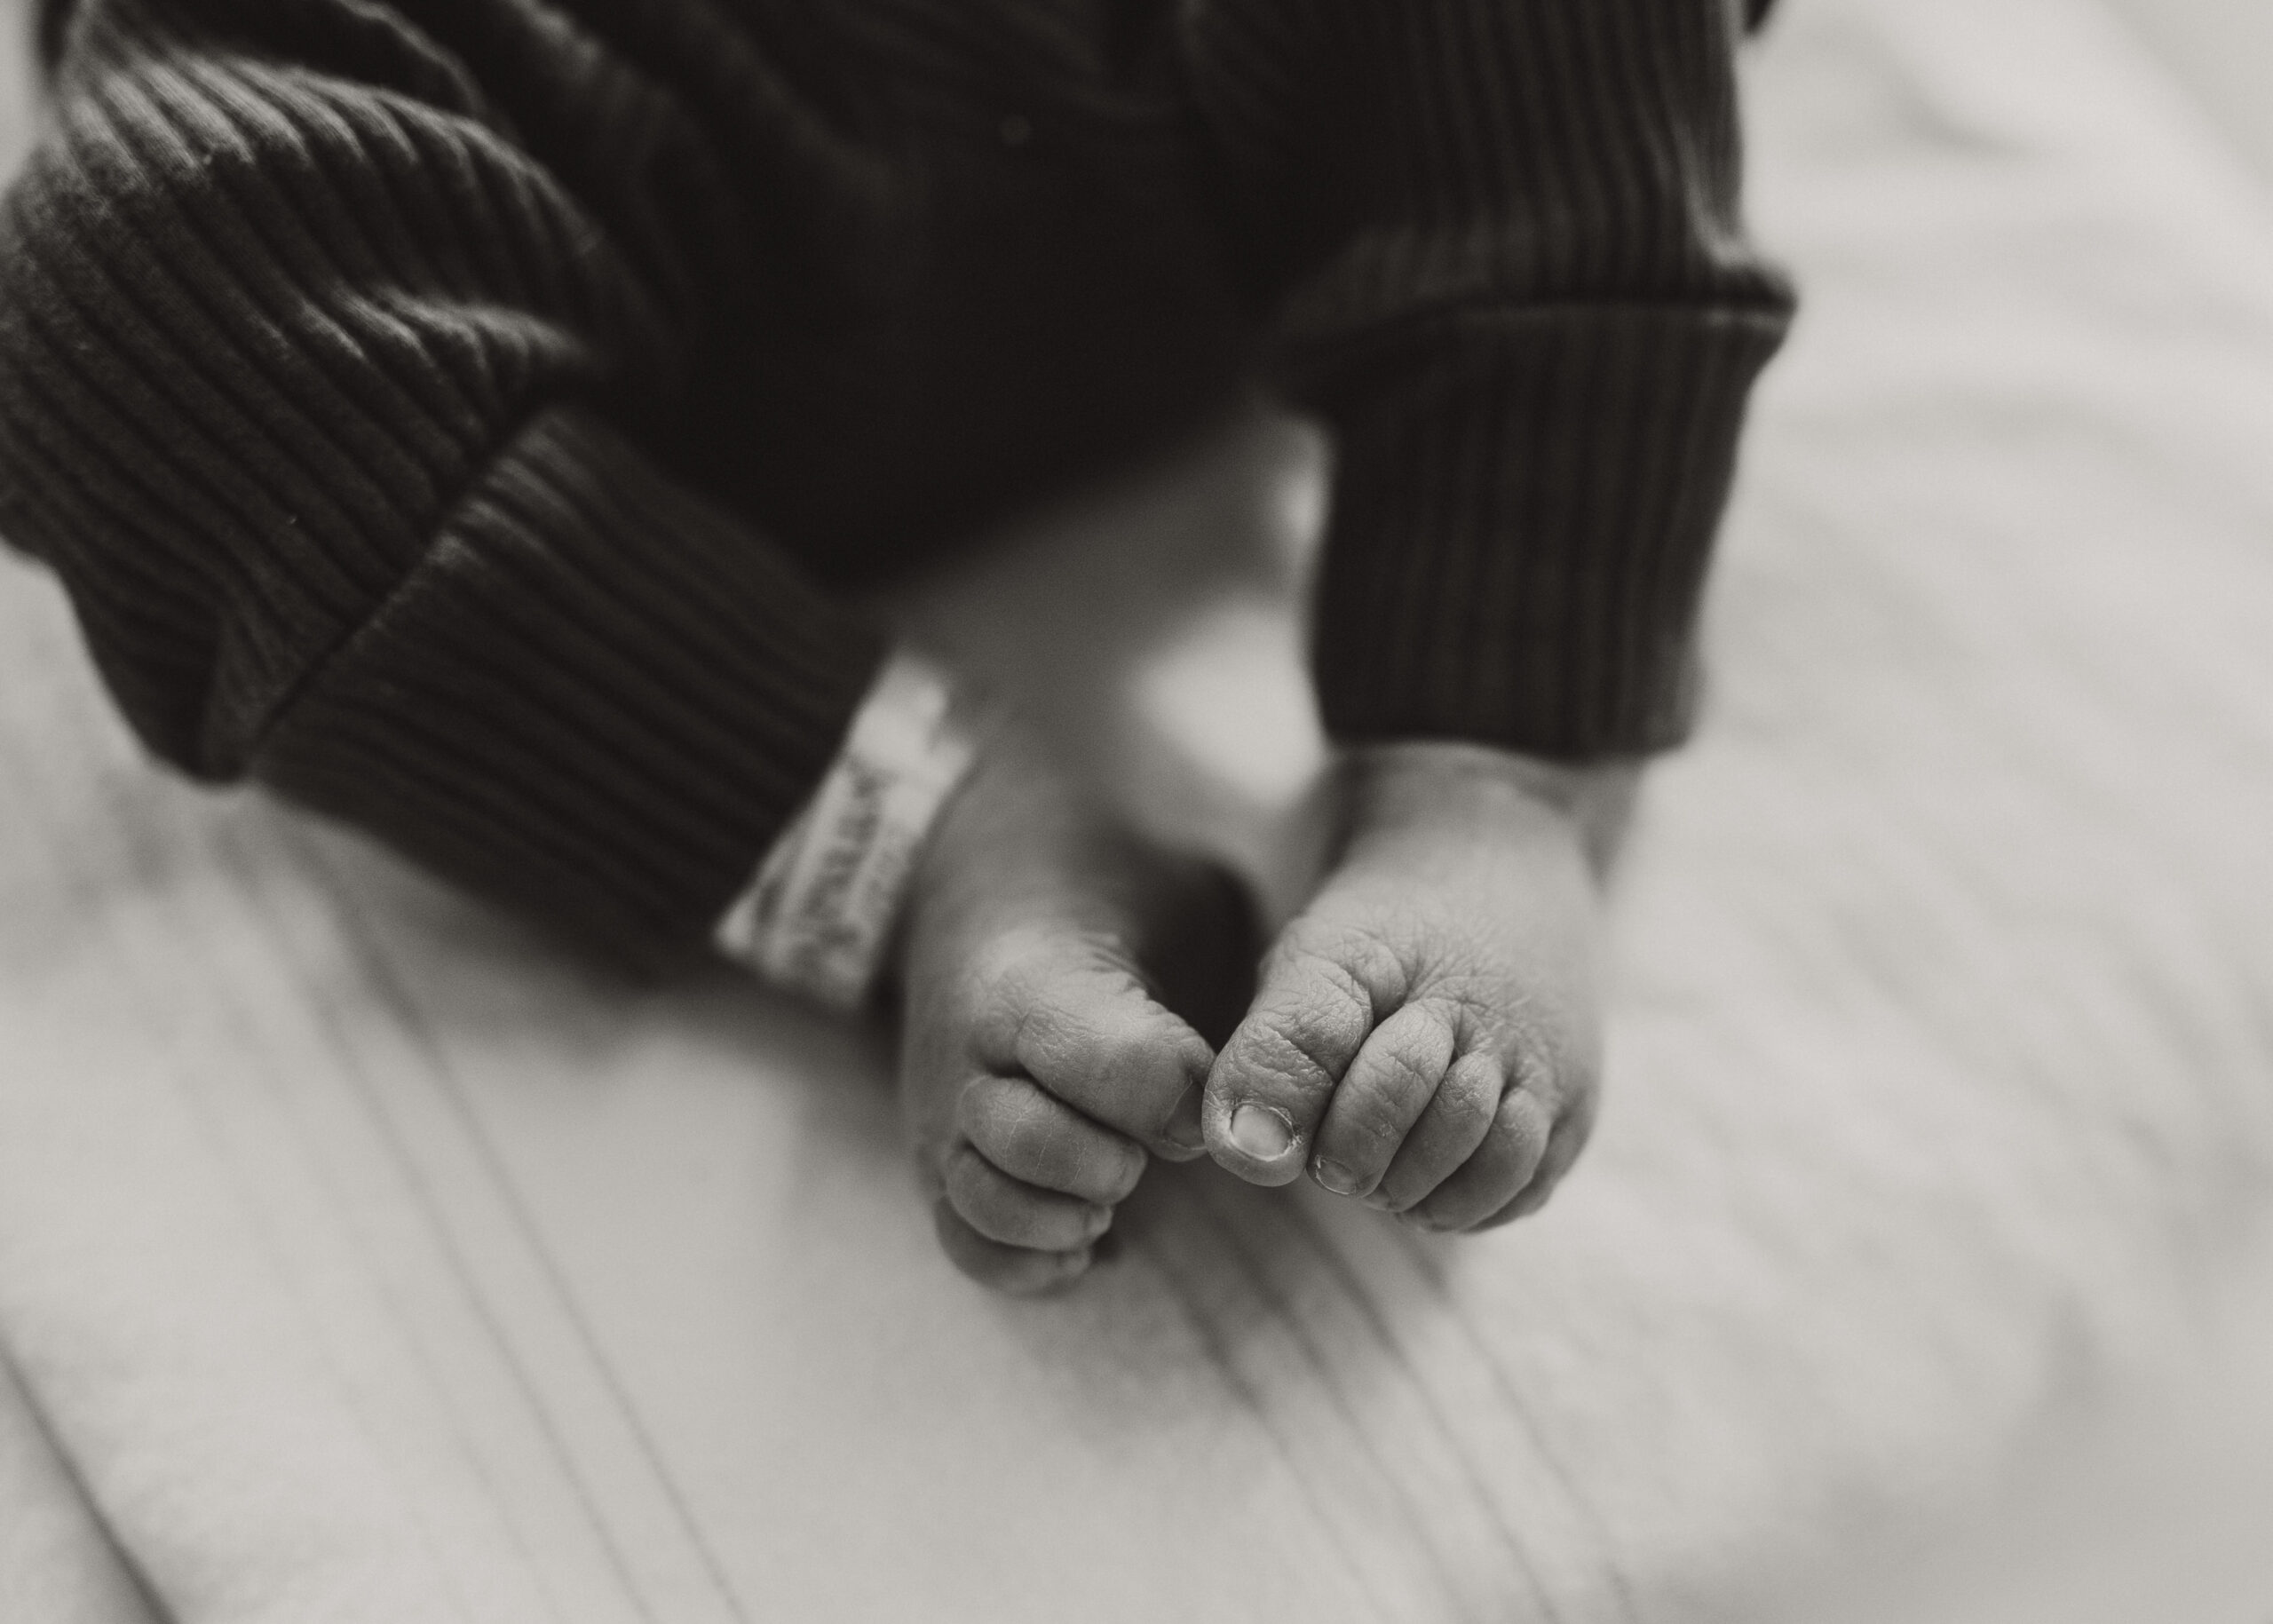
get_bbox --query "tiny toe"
[1494,1090,1598,1223]
[1403,1087,1552,1232]
[1001,973,1216,1161]
[931,1200,1093,1295]
[1369,1050,1502,1213]
[1204,934,1381,1185]
[945,1145,1113,1252]
[1157,1080,1206,1163]
[1466,1195,1529,1233]
[1311,1000,1459,1198]
[958,1073,1147,1205]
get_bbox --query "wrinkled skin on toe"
[894,725,1255,1294]
[1203,744,1635,1233]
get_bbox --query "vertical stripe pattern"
[1179,0,1794,754]
[0,0,1791,956]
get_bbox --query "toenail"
[1230,1104,1295,1160]
[1164,1087,1205,1153]
[1312,1158,1360,1196]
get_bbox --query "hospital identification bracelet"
[713,649,978,1010]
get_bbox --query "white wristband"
[714,649,978,1010]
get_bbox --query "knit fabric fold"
[1179,0,1794,758]
[1305,302,1788,754]
[258,407,881,954]
[1,0,1794,956]
[0,0,880,957]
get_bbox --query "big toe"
[991,953,1215,1161]
[1204,938,1379,1185]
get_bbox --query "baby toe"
[1310,1000,1459,1198]
[1004,970,1215,1161]
[944,1144,1114,1252]
[931,1200,1094,1295]
[1400,1086,1553,1233]
[1205,934,1382,1186]
[958,1073,1147,1206]
[1368,1050,1502,1213]
[1488,1086,1599,1224]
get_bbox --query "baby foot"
[896,724,1254,1293]
[1202,744,1634,1232]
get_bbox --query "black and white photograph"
[1,0,2269,1618]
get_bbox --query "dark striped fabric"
[0,0,1792,958]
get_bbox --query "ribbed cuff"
[1304,303,1788,759]
[254,405,886,961]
